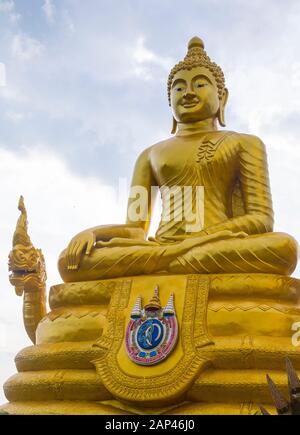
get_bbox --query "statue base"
[2,273,300,415]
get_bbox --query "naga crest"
[8,196,46,296]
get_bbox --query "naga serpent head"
[8,196,46,296]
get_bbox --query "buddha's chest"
[151,136,239,187]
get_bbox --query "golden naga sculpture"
[2,36,300,415]
[8,196,47,344]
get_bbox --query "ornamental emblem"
[125,286,178,366]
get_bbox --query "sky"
[1,0,300,404]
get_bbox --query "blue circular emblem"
[126,291,178,365]
[136,319,164,350]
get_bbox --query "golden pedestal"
[2,273,300,415]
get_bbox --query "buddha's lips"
[182,102,199,108]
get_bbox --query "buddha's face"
[171,66,223,123]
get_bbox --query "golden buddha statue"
[2,37,300,416]
[58,36,298,282]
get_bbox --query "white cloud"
[0,0,14,13]
[63,9,75,33]
[0,84,25,101]
[42,0,55,24]
[0,0,20,24]
[4,110,31,121]
[132,36,174,80]
[9,12,20,23]
[0,62,6,86]
[227,62,300,136]
[11,34,45,61]
[133,37,156,64]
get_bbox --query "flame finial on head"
[188,36,205,50]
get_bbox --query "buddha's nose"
[183,84,197,100]
[184,92,196,100]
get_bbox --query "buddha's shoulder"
[136,137,179,160]
[210,131,266,152]
[233,132,265,145]
[207,130,265,146]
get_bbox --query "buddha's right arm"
[63,147,156,269]
[91,224,146,241]
[126,146,157,235]
[88,148,156,240]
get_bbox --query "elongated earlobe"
[171,117,177,134]
[217,88,229,128]
[217,106,226,127]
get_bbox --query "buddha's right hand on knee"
[64,224,146,270]
[65,230,96,270]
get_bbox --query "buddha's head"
[168,37,228,132]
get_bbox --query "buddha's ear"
[171,116,177,134]
[217,88,229,127]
